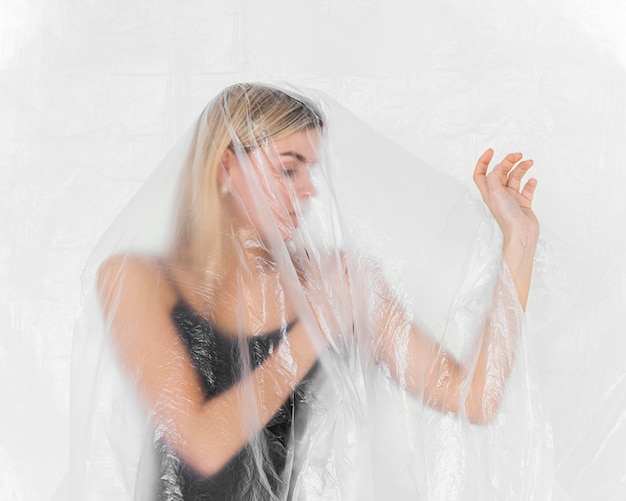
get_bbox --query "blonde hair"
[171,83,324,271]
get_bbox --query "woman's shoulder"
[97,253,177,309]
[98,253,163,286]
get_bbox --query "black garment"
[157,299,317,501]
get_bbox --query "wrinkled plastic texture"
[3,1,626,500]
[69,83,549,500]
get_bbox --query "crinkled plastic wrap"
[70,83,550,500]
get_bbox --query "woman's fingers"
[473,148,494,199]
[520,178,538,206]
[475,149,536,202]
[496,152,523,174]
[506,159,534,192]
[490,152,520,185]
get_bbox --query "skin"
[219,129,319,244]
[473,148,539,310]
[98,132,539,476]
[376,148,539,423]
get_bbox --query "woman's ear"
[218,149,236,195]
[220,147,237,172]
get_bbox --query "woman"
[96,83,539,500]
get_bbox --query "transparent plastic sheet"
[4,2,626,500]
[70,83,551,500]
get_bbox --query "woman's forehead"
[267,129,320,165]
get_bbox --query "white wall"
[2,1,625,499]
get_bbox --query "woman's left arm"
[375,150,539,424]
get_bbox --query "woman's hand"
[473,149,539,243]
[473,149,539,309]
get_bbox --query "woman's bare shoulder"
[97,254,176,310]
[98,253,161,286]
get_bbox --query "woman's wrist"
[503,232,536,270]
[502,234,537,311]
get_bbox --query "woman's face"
[225,128,320,240]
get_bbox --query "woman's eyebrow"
[279,151,310,164]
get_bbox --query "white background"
[2,1,625,499]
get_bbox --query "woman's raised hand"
[473,149,539,310]
[473,149,539,244]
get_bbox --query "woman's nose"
[296,173,317,199]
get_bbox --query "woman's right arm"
[97,255,319,477]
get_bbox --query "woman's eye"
[283,168,297,178]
